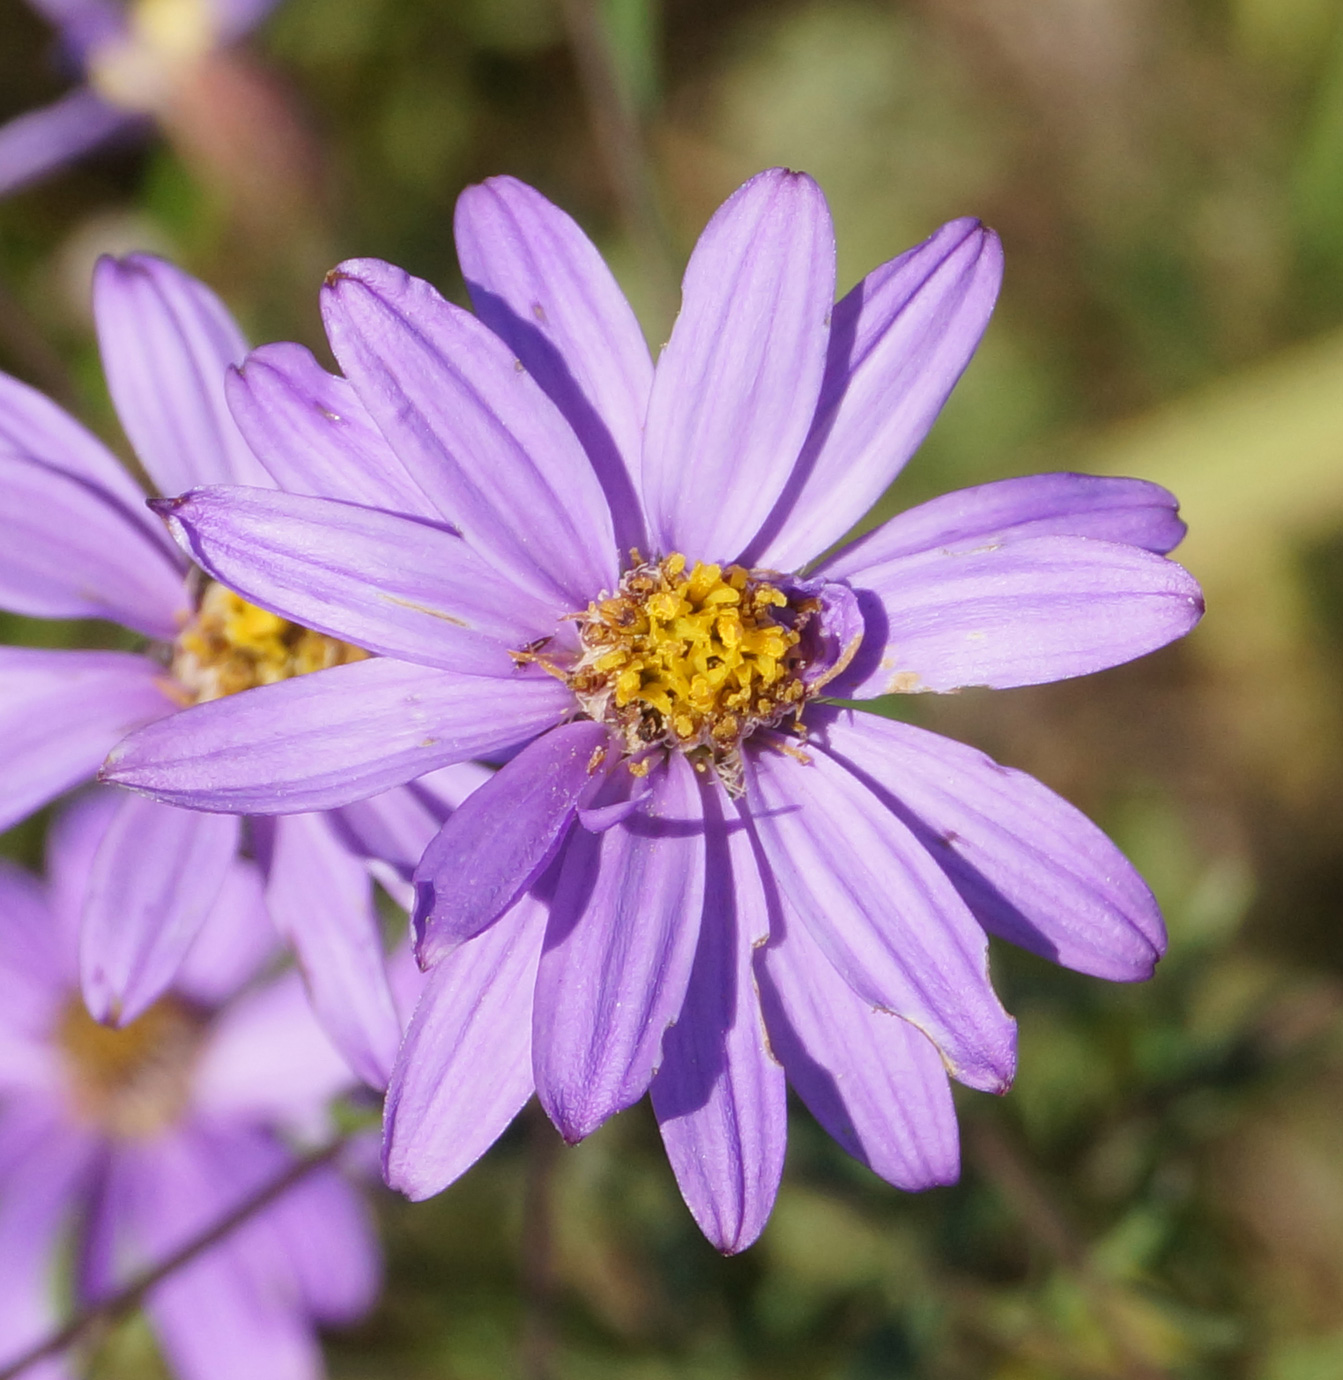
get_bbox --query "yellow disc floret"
[171,581,367,704]
[565,553,811,765]
[59,997,205,1139]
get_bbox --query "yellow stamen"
[171,582,368,704]
[562,554,810,765]
[59,997,204,1139]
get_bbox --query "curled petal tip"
[147,494,185,518]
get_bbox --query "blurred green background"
[8,0,1343,1376]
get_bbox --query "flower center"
[563,554,812,762]
[171,581,367,705]
[59,997,205,1139]
[87,0,217,111]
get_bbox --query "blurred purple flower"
[0,250,479,1087]
[0,0,283,197]
[0,789,379,1380]
[105,169,1204,1251]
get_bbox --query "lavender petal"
[79,793,240,1026]
[102,656,571,813]
[225,342,434,516]
[0,648,170,833]
[650,778,785,1254]
[747,743,1016,1093]
[322,257,617,606]
[257,811,401,1089]
[93,253,271,492]
[812,707,1166,979]
[534,754,706,1142]
[758,907,959,1189]
[820,473,1188,578]
[829,535,1205,698]
[172,856,276,1006]
[159,485,556,672]
[0,450,188,636]
[0,86,137,198]
[642,169,835,563]
[0,866,63,1096]
[748,218,1002,570]
[259,1161,380,1323]
[335,763,491,882]
[192,971,355,1132]
[0,1108,96,1376]
[0,364,184,565]
[455,175,652,553]
[414,720,613,963]
[383,893,548,1199]
[133,1131,326,1380]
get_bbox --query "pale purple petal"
[335,762,490,880]
[650,778,784,1254]
[757,907,959,1189]
[93,253,272,493]
[257,811,401,1089]
[829,535,1205,698]
[44,787,122,964]
[819,473,1188,578]
[80,793,240,1025]
[0,865,63,1094]
[454,175,652,553]
[103,656,571,813]
[172,856,277,1006]
[207,0,284,42]
[748,218,1002,570]
[534,753,706,1142]
[0,648,171,833]
[383,892,548,1199]
[322,258,617,606]
[157,485,554,672]
[414,720,613,962]
[0,86,138,198]
[642,169,835,562]
[24,0,123,53]
[131,1132,326,1380]
[0,451,188,636]
[258,1163,380,1323]
[0,1107,96,1379]
[225,342,434,516]
[0,860,65,1005]
[746,742,1015,1093]
[192,970,355,1132]
[812,707,1165,980]
[0,366,166,520]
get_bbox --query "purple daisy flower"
[0,249,481,1088]
[0,789,379,1380]
[0,0,280,198]
[105,169,1204,1251]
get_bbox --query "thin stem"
[554,0,678,324]
[520,1102,560,1380]
[0,1136,348,1380]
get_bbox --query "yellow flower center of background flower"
[172,581,367,704]
[59,997,204,1139]
[88,0,217,112]
[566,553,809,760]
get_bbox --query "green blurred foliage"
[9,0,1343,1375]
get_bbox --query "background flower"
[0,788,379,1380]
[0,248,478,1089]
